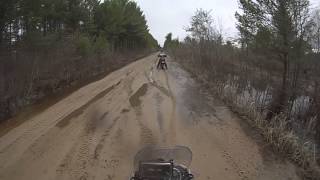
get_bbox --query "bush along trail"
[166,6,320,180]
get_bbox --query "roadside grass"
[177,61,320,180]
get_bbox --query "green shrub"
[75,35,92,57]
[93,35,109,55]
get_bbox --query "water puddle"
[129,83,149,107]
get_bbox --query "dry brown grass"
[172,45,320,179]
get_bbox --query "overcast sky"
[134,0,320,46]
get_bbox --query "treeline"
[166,1,320,178]
[0,0,158,50]
[0,0,158,121]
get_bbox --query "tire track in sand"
[129,83,157,146]
[164,71,177,145]
[94,117,120,159]
[56,80,121,129]
[55,81,122,180]
[147,66,177,145]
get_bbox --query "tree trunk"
[314,95,320,166]
[0,25,3,45]
[317,28,320,53]
[43,18,47,36]
[266,53,289,120]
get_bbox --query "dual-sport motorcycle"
[157,54,168,70]
[130,146,194,180]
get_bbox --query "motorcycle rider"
[157,50,168,70]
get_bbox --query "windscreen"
[134,146,192,170]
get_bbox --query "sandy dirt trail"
[0,54,301,180]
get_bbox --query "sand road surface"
[0,54,300,180]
